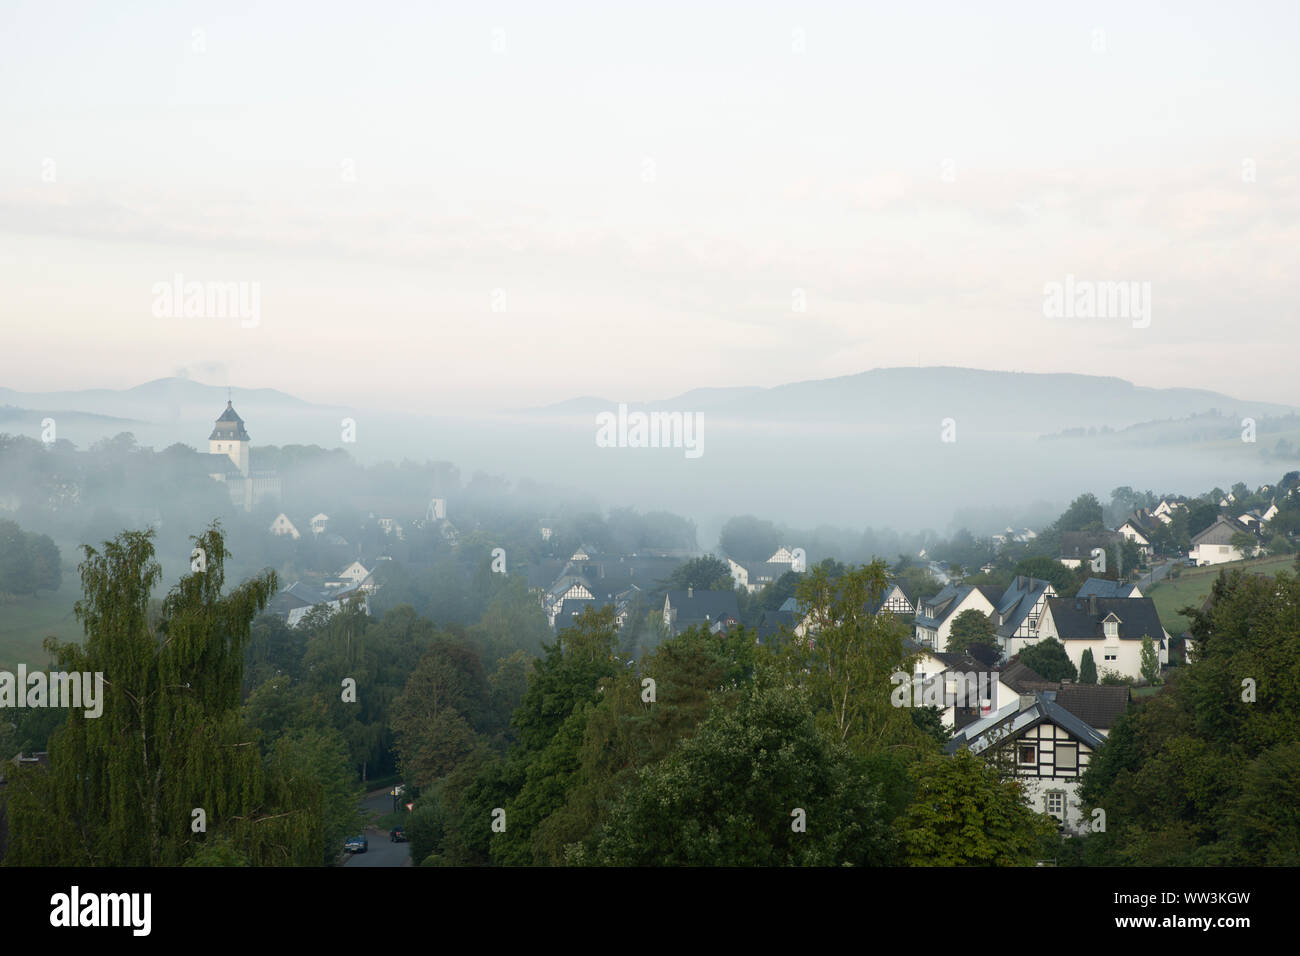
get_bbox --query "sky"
[2,0,1298,411]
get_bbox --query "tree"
[4,524,324,866]
[1139,635,1161,685]
[1012,556,1076,595]
[594,683,896,866]
[391,638,489,789]
[1017,638,1077,682]
[1056,493,1104,533]
[771,561,925,754]
[664,556,733,592]
[1079,648,1098,684]
[1229,532,1258,560]
[718,515,780,562]
[489,606,619,866]
[946,608,996,655]
[899,749,1057,865]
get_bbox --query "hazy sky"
[3,1,1298,411]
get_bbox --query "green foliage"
[1012,556,1077,595]
[1139,635,1161,685]
[1017,638,1077,682]
[1079,648,1098,684]
[664,556,733,592]
[1079,568,1300,864]
[899,749,1057,865]
[488,606,619,865]
[719,515,780,562]
[946,608,996,654]
[0,519,60,596]
[391,637,489,789]
[769,561,927,754]
[594,683,897,865]
[1056,494,1105,533]
[3,524,326,866]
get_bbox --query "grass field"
[0,572,85,672]
[1146,553,1295,635]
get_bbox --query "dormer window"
[1104,620,1118,639]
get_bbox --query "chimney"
[688,586,694,599]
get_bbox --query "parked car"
[390,827,407,843]
[345,835,368,853]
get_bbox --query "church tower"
[209,400,251,477]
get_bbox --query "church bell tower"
[209,399,251,477]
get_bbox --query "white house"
[310,513,330,535]
[268,513,300,539]
[947,691,1108,833]
[336,561,370,587]
[1038,595,1169,682]
[913,584,1001,651]
[908,649,1021,732]
[1190,517,1253,565]
[1116,515,1155,560]
[765,546,799,566]
[993,575,1056,659]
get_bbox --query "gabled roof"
[945,691,1107,755]
[664,589,740,625]
[915,584,1002,629]
[1059,531,1121,560]
[991,575,1052,638]
[1053,684,1131,729]
[208,401,250,441]
[1045,595,1166,642]
[1076,577,1140,599]
[997,658,1055,693]
[1191,516,1255,546]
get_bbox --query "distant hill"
[0,378,328,424]
[0,405,140,426]
[525,367,1299,435]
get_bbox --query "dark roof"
[1076,577,1139,599]
[1059,531,1122,560]
[946,691,1107,755]
[1054,684,1131,729]
[998,658,1055,693]
[991,576,1052,638]
[1191,516,1255,546]
[915,583,1003,629]
[555,597,597,628]
[1046,595,1166,643]
[208,401,250,441]
[665,589,740,627]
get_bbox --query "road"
[1138,559,1175,592]
[342,786,412,868]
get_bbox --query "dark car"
[344,835,368,853]
[390,827,407,843]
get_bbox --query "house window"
[1104,649,1118,661]
[1056,743,1078,772]
[1018,745,1036,765]
[1045,792,1065,818]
